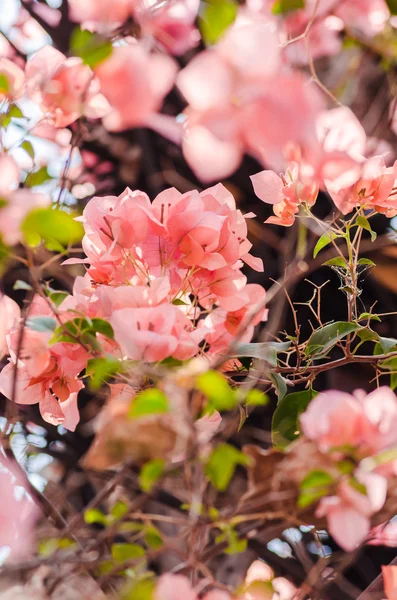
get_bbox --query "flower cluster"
[291,387,397,551]
[0,185,266,431]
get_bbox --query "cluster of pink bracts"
[0,184,267,431]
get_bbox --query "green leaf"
[86,357,120,390]
[272,0,305,14]
[0,74,9,94]
[25,166,53,188]
[49,291,69,307]
[313,231,341,258]
[305,321,361,356]
[269,372,288,400]
[225,528,248,554]
[21,140,34,159]
[322,257,347,268]
[272,389,317,449]
[245,389,269,406]
[26,316,57,333]
[8,104,23,119]
[298,488,328,509]
[129,389,169,419]
[233,341,290,366]
[300,470,333,489]
[356,216,377,242]
[13,279,32,291]
[172,298,188,306]
[380,357,397,390]
[199,0,238,45]
[196,370,237,411]
[358,258,376,267]
[358,312,381,322]
[139,459,165,493]
[22,208,83,247]
[110,501,129,520]
[91,318,114,339]
[121,578,155,600]
[84,508,107,525]
[70,27,113,68]
[205,443,249,492]
[144,526,163,549]
[386,0,397,15]
[378,337,397,353]
[111,543,145,563]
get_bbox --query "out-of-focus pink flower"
[0,458,38,559]
[25,46,110,127]
[137,0,200,55]
[251,163,319,226]
[0,295,20,358]
[369,521,397,547]
[316,472,388,551]
[335,0,389,37]
[68,0,135,29]
[300,387,397,455]
[0,57,25,101]
[0,154,50,246]
[155,574,231,600]
[95,45,177,132]
[383,565,397,600]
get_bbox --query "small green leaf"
[305,321,361,356]
[120,578,155,600]
[272,389,317,449]
[0,74,9,94]
[245,389,269,406]
[25,166,53,188]
[86,357,120,390]
[70,27,113,68]
[272,0,305,14]
[300,470,333,489]
[269,372,288,400]
[49,291,69,306]
[322,257,347,268]
[378,337,397,353]
[129,389,169,419]
[111,543,145,563]
[199,0,238,45]
[110,501,129,520]
[22,208,83,247]
[196,370,237,411]
[21,140,35,159]
[356,216,377,242]
[139,459,165,493]
[358,258,376,267]
[91,318,114,339]
[13,279,32,291]
[313,231,341,258]
[144,526,163,549]
[8,104,23,119]
[358,312,381,322]
[233,341,290,366]
[26,316,57,333]
[205,443,249,492]
[84,508,107,525]
[172,298,188,306]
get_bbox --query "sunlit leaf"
[313,231,342,258]
[139,459,165,492]
[205,443,249,491]
[129,389,169,419]
[111,543,145,563]
[196,370,237,411]
[272,389,317,448]
[86,357,120,389]
[22,208,83,247]
[199,0,238,45]
[26,316,57,333]
[25,166,53,188]
[356,216,377,242]
[70,27,113,68]
[272,0,305,14]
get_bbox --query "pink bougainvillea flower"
[0,458,38,559]
[155,574,231,600]
[0,295,20,358]
[251,163,319,226]
[0,154,50,246]
[94,44,177,132]
[239,559,297,600]
[25,45,110,127]
[68,0,134,29]
[383,565,397,600]
[300,387,397,455]
[335,0,390,37]
[369,521,397,547]
[137,0,200,55]
[0,57,25,100]
[316,472,388,551]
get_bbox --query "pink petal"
[250,170,284,205]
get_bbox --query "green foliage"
[272,389,317,449]
[272,0,305,14]
[322,257,347,268]
[86,357,121,389]
[234,341,290,366]
[21,140,35,159]
[305,321,362,356]
[205,443,249,491]
[245,389,269,406]
[215,525,248,554]
[121,578,155,600]
[84,508,107,526]
[26,316,57,333]
[357,258,376,267]
[298,469,333,508]
[0,73,9,94]
[25,166,53,188]
[199,0,238,45]
[355,216,377,241]
[386,0,397,15]
[139,459,165,492]
[269,372,288,400]
[22,208,83,247]
[128,389,169,419]
[70,27,113,68]
[313,231,343,258]
[196,370,237,411]
[111,543,145,563]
